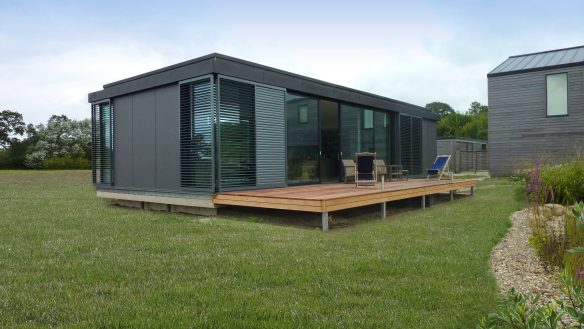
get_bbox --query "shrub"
[540,160,584,205]
[478,271,584,329]
[42,157,91,170]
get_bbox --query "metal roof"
[89,53,439,120]
[488,45,584,77]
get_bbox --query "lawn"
[0,171,521,328]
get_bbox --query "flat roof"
[488,45,584,77]
[89,53,439,120]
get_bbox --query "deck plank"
[213,179,478,213]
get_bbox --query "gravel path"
[490,209,562,302]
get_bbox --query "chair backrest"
[431,155,450,170]
[374,159,387,175]
[342,159,355,176]
[356,153,375,175]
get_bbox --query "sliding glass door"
[286,93,319,184]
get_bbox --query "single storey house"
[488,46,584,176]
[89,53,439,214]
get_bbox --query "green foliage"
[24,115,91,169]
[468,101,489,115]
[42,156,91,169]
[425,101,455,119]
[0,110,25,149]
[434,101,489,139]
[539,160,584,205]
[478,271,584,329]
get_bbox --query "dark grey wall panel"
[255,85,286,188]
[155,84,180,190]
[113,95,133,187]
[132,90,157,188]
[488,65,584,176]
[422,119,437,172]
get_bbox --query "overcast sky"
[1,0,583,124]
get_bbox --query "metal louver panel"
[179,77,214,191]
[255,85,286,188]
[411,117,422,175]
[399,114,412,173]
[218,78,256,190]
[91,101,113,185]
[399,115,423,175]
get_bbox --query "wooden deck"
[213,179,478,230]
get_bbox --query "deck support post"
[381,202,386,218]
[322,212,329,231]
[381,175,385,190]
[470,186,475,196]
[421,195,426,209]
[450,190,455,201]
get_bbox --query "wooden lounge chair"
[374,159,388,181]
[426,155,453,181]
[355,152,376,188]
[342,159,356,183]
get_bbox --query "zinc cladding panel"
[255,85,286,188]
[113,95,133,187]
[488,66,584,176]
[155,84,180,190]
[132,90,157,188]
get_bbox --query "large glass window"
[547,73,568,116]
[286,93,319,184]
[91,101,113,185]
[340,104,392,163]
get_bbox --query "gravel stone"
[490,209,562,302]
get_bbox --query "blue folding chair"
[426,155,453,181]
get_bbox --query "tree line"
[0,110,91,169]
[425,101,488,140]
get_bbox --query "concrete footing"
[111,199,144,209]
[171,205,218,216]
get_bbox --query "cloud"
[0,0,583,125]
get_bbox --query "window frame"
[546,72,569,117]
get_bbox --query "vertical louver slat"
[179,77,214,191]
[399,114,412,173]
[219,78,256,189]
[255,85,286,188]
[399,115,423,175]
[411,117,422,175]
[91,101,113,185]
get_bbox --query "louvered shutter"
[179,76,215,191]
[91,101,113,185]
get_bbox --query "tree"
[24,115,91,168]
[425,102,455,119]
[437,112,472,137]
[0,110,25,149]
[467,101,488,115]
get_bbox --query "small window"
[547,73,568,116]
[363,109,373,129]
[298,105,308,123]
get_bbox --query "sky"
[1,0,583,125]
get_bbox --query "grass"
[0,171,521,328]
